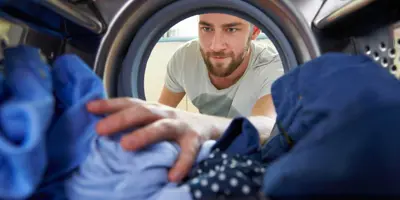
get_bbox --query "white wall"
[170,15,199,37]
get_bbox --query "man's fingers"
[120,119,201,182]
[87,97,146,114]
[96,104,163,135]
[168,133,201,182]
[119,119,180,151]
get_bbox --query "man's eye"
[227,28,238,33]
[202,27,213,32]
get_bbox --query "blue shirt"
[0,46,54,199]
[0,46,104,199]
[31,53,105,199]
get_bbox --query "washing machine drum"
[93,0,321,99]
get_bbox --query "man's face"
[198,13,260,77]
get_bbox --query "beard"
[200,38,251,78]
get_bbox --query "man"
[159,13,283,118]
[86,13,282,184]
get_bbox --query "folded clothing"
[262,53,400,196]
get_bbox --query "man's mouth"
[211,56,227,60]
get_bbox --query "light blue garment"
[30,54,105,199]
[65,137,215,200]
[0,46,106,199]
[0,46,54,199]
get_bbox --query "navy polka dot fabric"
[184,149,265,199]
[180,117,267,200]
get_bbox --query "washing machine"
[0,0,399,99]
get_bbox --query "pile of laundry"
[0,46,104,199]
[1,45,400,200]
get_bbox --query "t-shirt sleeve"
[164,49,185,93]
[258,55,284,99]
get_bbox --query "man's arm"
[187,113,275,144]
[179,95,276,144]
[173,95,276,143]
[158,85,185,108]
[250,94,276,143]
[251,94,276,118]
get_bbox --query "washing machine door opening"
[94,0,321,99]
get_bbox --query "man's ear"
[251,26,261,40]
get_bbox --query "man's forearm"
[186,112,275,144]
[247,116,275,144]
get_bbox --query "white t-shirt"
[164,39,284,118]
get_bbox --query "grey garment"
[192,93,241,118]
[164,39,284,118]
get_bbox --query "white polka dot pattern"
[183,150,266,199]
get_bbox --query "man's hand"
[86,97,217,182]
[86,97,275,182]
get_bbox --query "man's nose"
[210,32,226,52]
